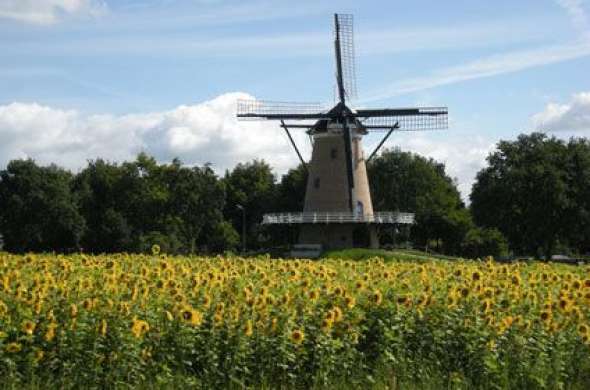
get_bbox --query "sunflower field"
[1,251,590,389]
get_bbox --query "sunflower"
[333,286,344,297]
[511,274,521,286]
[332,306,343,322]
[370,290,383,306]
[308,289,320,301]
[290,329,305,345]
[181,307,203,327]
[345,295,356,309]
[244,319,253,337]
[82,298,93,311]
[572,279,582,290]
[44,322,57,342]
[540,310,552,323]
[416,293,430,308]
[502,316,514,328]
[5,342,22,353]
[558,298,571,312]
[151,244,161,255]
[571,306,583,320]
[21,319,36,335]
[325,310,335,322]
[213,313,224,327]
[70,303,78,318]
[100,319,108,337]
[0,300,8,316]
[280,293,290,306]
[459,287,470,298]
[321,318,333,333]
[34,349,44,363]
[447,294,458,308]
[165,310,174,322]
[578,323,589,336]
[131,318,150,339]
[487,339,496,351]
[472,271,482,282]
[397,294,411,306]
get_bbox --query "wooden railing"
[262,212,415,225]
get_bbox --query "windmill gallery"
[237,14,448,251]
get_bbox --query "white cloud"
[360,0,590,103]
[0,0,107,25]
[365,133,494,201]
[0,93,310,177]
[0,93,494,200]
[531,92,590,133]
[555,0,590,38]
[1,15,553,59]
[361,41,590,103]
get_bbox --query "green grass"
[321,248,465,262]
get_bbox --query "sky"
[1,0,590,200]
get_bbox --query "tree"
[266,164,309,246]
[0,159,85,252]
[73,159,138,252]
[470,133,571,258]
[223,160,277,250]
[276,164,308,212]
[564,138,590,255]
[461,227,508,259]
[74,154,232,254]
[368,148,470,254]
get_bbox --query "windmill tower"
[237,14,448,251]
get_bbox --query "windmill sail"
[334,14,357,103]
[236,99,325,121]
[357,107,449,130]
[234,13,448,250]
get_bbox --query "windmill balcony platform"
[262,211,415,225]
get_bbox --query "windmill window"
[314,177,320,189]
[330,148,337,159]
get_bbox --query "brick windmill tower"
[237,14,448,251]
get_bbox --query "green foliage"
[2,253,590,388]
[461,227,509,259]
[223,160,277,250]
[276,164,308,212]
[368,148,470,254]
[2,133,589,257]
[72,154,229,254]
[206,220,240,252]
[323,248,463,262]
[0,160,85,252]
[471,133,590,257]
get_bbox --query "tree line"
[0,132,589,258]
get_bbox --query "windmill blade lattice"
[237,99,326,121]
[334,14,357,101]
[358,107,449,130]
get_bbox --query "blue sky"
[1,0,590,199]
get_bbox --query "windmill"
[237,14,448,251]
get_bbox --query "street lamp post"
[236,204,246,254]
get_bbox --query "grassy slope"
[321,248,465,262]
